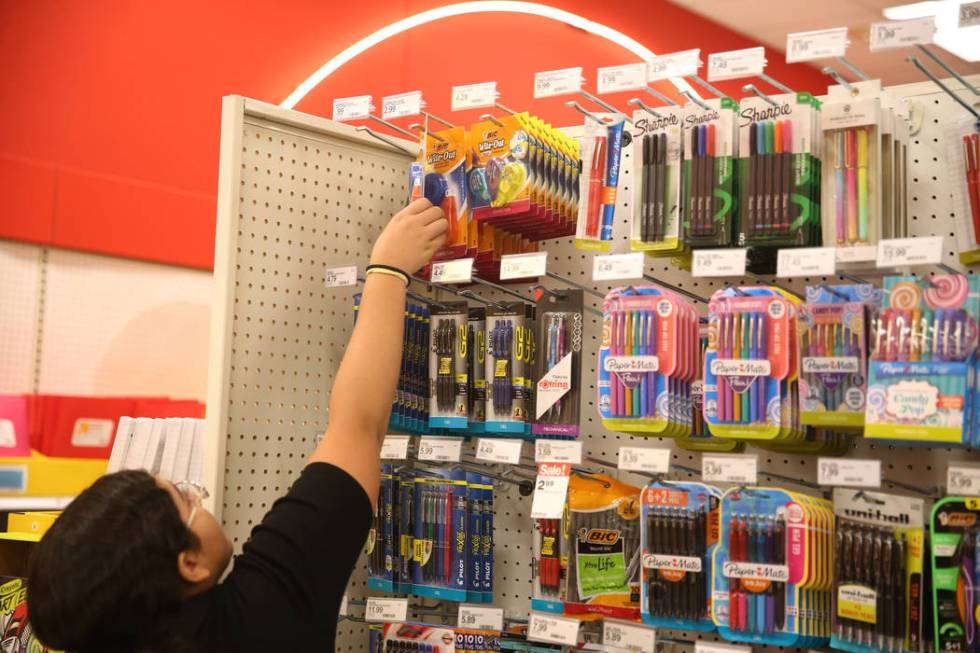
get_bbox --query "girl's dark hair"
[28,470,200,653]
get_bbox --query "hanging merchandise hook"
[421,111,456,129]
[742,84,779,107]
[457,289,506,310]
[641,273,709,304]
[916,45,979,96]
[566,100,616,125]
[642,86,680,106]
[545,271,605,299]
[936,262,961,275]
[689,75,732,102]
[680,90,712,112]
[353,126,418,157]
[479,113,505,128]
[744,270,803,300]
[757,73,794,95]
[628,98,665,119]
[366,114,417,139]
[529,284,602,316]
[494,101,519,115]
[408,123,446,142]
[907,56,980,120]
[818,284,851,301]
[837,56,871,81]
[579,90,633,125]
[821,66,858,95]
[470,275,536,303]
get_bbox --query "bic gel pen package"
[534,290,583,438]
[422,126,469,261]
[468,115,531,224]
[631,107,684,254]
[468,308,487,430]
[683,97,738,249]
[485,302,534,434]
[412,468,469,601]
[640,480,721,631]
[575,116,626,252]
[929,496,980,653]
[429,302,469,429]
[832,488,925,653]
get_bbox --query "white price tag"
[702,454,758,484]
[458,605,504,631]
[602,619,656,653]
[948,464,980,495]
[960,2,980,28]
[531,463,571,519]
[365,597,408,623]
[593,252,645,281]
[418,436,463,463]
[333,95,373,121]
[597,63,649,95]
[777,247,837,277]
[696,643,752,653]
[618,447,671,474]
[528,612,580,646]
[451,82,498,111]
[707,47,766,82]
[870,18,936,50]
[692,248,747,277]
[786,28,849,63]
[818,458,882,488]
[325,265,358,287]
[431,258,474,283]
[340,594,349,617]
[381,91,424,119]
[535,440,582,464]
[475,438,522,464]
[876,236,943,267]
[500,252,548,280]
[648,49,701,82]
[380,435,411,460]
[534,67,583,99]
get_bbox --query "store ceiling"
[666,0,980,86]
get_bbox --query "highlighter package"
[640,480,721,632]
[929,496,980,653]
[534,289,583,438]
[429,302,469,430]
[467,308,487,430]
[421,126,469,261]
[630,106,685,255]
[683,97,738,249]
[832,488,925,653]
[468,115,531,224]
[485,302,534,434]
[575,116,626,252]
[945,116,980,265]
[736,93,822,249]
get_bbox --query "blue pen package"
[412,468,469,601]
[575,115,626,252]
[485,303,533,433]
[602,119,625,241]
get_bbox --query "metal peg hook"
[907,55,980,121]
[471,275,536,303]
[742,84,779,107]
[353,126,418,157]
[818,284,850,301]
[421,111,456,128]
[643,86,680,106]
[744,271,803,300]
[916,45,979,96]
[458,290,506,309]
[690,75,731,102]
[366,114,417,139]
[837,56,870,81]
[494,101,518,115]
[565,100,608,125]
[529,284,602,316]
[408,123,446,142]
[758,72,795,95]
[681,90,711,111]
[641,273,709,304]
[628,98,664,119]
[544,271,605,299]
[937,263,961,275]
[821,66,857,95]
[479,113,504,128]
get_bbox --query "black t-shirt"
[178,462,372,652]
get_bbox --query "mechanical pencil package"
[929,496,980,653]
[468,115,531,225]
[412,468,469,601]
[682,97,738,249]
[485,302,534,434]
[429,302,469,430]
[631,107,685,255]
[468,308,486,430]
[534,289,583,438]
[575,116,626,252]
[422,126,469,261]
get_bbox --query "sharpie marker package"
[683,97,738,249]
[630,106,685,255]
[485,303,534,434]
[640,480,721,631]
[832,488,925,653]
[468,308,487,429]
[534,290,583,438]
[575,116,626,252]
[468,115,531,223]
[411,468,469,601]
[929,496,980,653]
[429,302,469,429]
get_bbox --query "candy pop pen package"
[630,107,684,255]
[534,290,583,438]
[485,302,534,434]
[683,97,738,249]
[575,116,626,252]
[429,302,469,430]
[929,496,980,653]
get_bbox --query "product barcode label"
[786,28,849,63]
[381,91,423,119]
[692,248,747,277]
[534,67,583,98]
[818,458,882,488]
[707,47,766,81]
[593,252,645,281]
[702,454,758,484]
[333,95,373,121]
[324,265,358,287]
[365,597,408,623]
[597,63,648,94]
[458,605,504,631]
[451,82,497,111]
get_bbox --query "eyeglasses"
[175,481,210,527]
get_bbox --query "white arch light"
[280,1,694,109]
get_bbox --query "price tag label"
[475,438,522,464]
[451,82,498,111]
[777,247,837,277]
[692,248,747,277]
[380,435,411,460]
[325,265,358,287]
[528,612,580,646]
[818,458,882,488]
[602,619,656,653]
[531,463,572,519]
[702,454,758,484]
[707,47,766,82]
[365,597,408,623]
[786,28,849,63]
[696,643,752,653]
[458,605,504,631]
[876,236,943,267]
[948,464,980,495]
[340,594,349,617]
[534,67,583,99]
[648,49,701,82]
[535,440,582,464]
[597,63,649,94]
[500,252,548,280]
[381,91,424,119]
[593,252,645,281]
[333,95,373,121]
[431,258,474,283]
[418,436,463,462]
[870,18,936,50]
[618,447,671,474]
[960,1,980,28]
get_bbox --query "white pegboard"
[0,241,43,393]
[210,80,980,652]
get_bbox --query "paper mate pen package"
[423,126,469,261]
[468,115,531,224]
[468,308,487,429]
[929,496,980,653]
[832,488,925,653]
[630,106,684,255]
[575,116,626,252]
[412,468,469,601]
[429,302,469,429]
[534,290,583,438]
[683,97,738,249]
[640,481,721,631]
[485,302,533,434]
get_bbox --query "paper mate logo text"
[604,355,660,373]
[643,553,703,572]
[711,358,772,377]
[739,103,792,126]
[722,561,789,582]
[581,528,621,545]
[802,357,860,374]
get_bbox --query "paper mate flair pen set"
[711,487,833,647]
[832,489,925,653]
[683,97,738,249]
[430,303,470,430]
[864,275,980,446]
[929,496,980,653]
[485,302,535,435]
[533,290,583,438]
[799,284,883,428]
[640,480,721,632]
[597,285,699,437]
[630,107,684,255]
[575,115,626,252]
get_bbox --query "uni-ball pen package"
[429,302,469,429]
[630,106,685,255]
[485,302,534,434]
[683,97,738,249]
[929,496,980,653]
[534,289,583,438]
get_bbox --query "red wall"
[0,1,828,270]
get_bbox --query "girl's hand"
[369,199,447,275]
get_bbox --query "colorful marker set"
[929,496,980,653]
[711,487,833,647]
[832,489,925,653]
[597,286,699,437]
[865,275,980,445]
[533,290,583,438]
[575,116,626,252]
[683,98,738,249]
[630,107,684,255]
[640,481,721,631]
[485,303,534,434]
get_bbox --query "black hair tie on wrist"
[365,263,410,286]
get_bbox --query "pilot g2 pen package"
[711,487,833,648]
[640,480,721,631]
[467,308,486,430]
[534,289,583,438]
[929,496,980,653]
[832,488,925,653]
[683,97,738,249]
[575,116,626,252]
[429,302,469,429]
[485,302,534,434]
[630,107,684,255]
